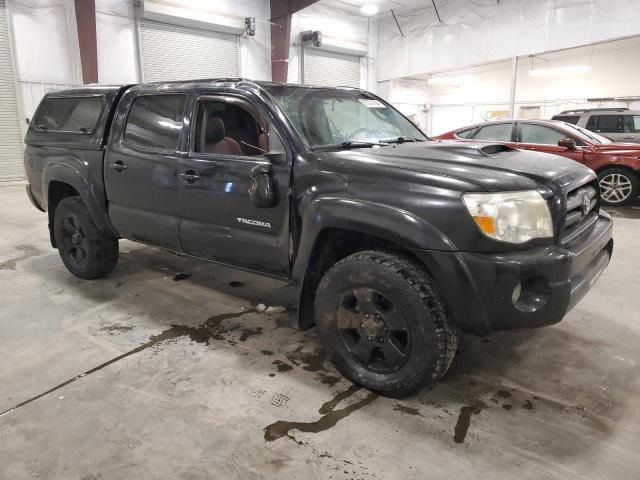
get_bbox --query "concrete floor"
[1,183,639,480]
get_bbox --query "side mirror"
[558,138,577,150]
[249,163,277,208]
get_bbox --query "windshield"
[264,86,428,150]
[562,122,613,145]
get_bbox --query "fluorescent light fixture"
[529,65,591,77]
[427,75,474,87]
[361,3,379,15]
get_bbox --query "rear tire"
[315,250,458,398]
[53,197,118,279]
[597,168,638,206]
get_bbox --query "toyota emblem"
[581,193,591,216]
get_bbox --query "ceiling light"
[529,65,591,77]
[427,75,474,87]
[361,4,379,15]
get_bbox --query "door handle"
[110,160,127,172]
[623,136,635,140]
[178,170,201,183]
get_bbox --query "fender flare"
[291,197,457,329]
[43,162,116,236]
[292,196,456,283]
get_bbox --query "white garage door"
[302,48,361,88]
[138,20,239,82]
[0,0,25,181]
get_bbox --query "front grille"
[560,181,599,244]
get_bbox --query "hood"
[319,141,594,193]
[590,143,640,155]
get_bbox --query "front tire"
[53,197,119,279]
[315,250,458,398]
[598,168,638,206]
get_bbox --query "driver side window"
[193,99,282,157]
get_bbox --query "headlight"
[462,191,553,244]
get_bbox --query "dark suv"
[23,80,613,397]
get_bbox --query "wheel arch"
[293,198,456,330]
[44,163,116,247]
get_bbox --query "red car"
[435,119,640,206]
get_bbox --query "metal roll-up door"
[0,0,25,181]
[138,20,239,82]
[302,48,361,88]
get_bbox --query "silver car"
[552,108,640,143]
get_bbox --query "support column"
[270,0,318,83]
[74,0,98,84]
[508,56,518,118]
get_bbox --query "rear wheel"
[598,168,638,206]
[315,250,458,398]
[53,197,119,279]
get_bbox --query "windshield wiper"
[379,136,425,144]
[312,141,389,151]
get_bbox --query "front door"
[177,94,292,277]
[621,114,640,143]
[104,92,188,250]
[516,122,585,163]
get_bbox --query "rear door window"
[33,96,104,133]
[552,115,580,124]
[456,128,476,138]
[519,124,567,145]
[470,123,513,141]
[124,94,187,151]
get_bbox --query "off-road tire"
[53,196,119,279]
[315,250,458,398]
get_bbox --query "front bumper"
[413,212,613,335]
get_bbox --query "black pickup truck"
[24,79,613,397]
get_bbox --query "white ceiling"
[317,0,433,16]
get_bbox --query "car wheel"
[315,250,458,398]
[598,168,639,206]
[53,197,119,279]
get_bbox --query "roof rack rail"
[558,108,629,114]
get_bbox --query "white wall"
[380,36,640,136]
[96,0,139,84]
[378,0,640,82]
[288,3,376,90]
[97,0,272,83]
[7,0,82,134]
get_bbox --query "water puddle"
[393,404,424,417]
[0,245,40,271]
[263,385,376,442]
[454,401,487,444]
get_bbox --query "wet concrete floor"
[1,184,640,479]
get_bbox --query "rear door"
[176,93,292,277]
[104,90,188,250]
[515,122,584,163]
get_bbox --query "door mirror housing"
[249,163,277,208]
[264,151,286,164]
[558,138,577,150]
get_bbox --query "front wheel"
[315,250,458,398]
[53,197,119,279]
[598,168,638,206]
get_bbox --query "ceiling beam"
[270,0,319,82]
